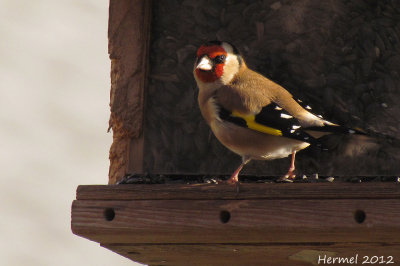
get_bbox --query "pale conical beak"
[196,56,212,71]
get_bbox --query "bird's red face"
[194,44,227,83]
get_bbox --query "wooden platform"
[71,183,400,265]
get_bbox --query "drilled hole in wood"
[354,210,366,224]
[104,208,115,221]
[220,210,231,224]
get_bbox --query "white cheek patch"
[220,53,239,84]
[197,57,212,71]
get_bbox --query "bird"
[193,40,368,184]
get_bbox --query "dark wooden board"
[143,0,400,176]
[76,183,400,200]
[71,183,400,265]
[108,0,400,183]
[72,184,400,244]
[72,198,400,244]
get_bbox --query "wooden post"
[108,0,151,184]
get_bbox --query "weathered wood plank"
[76,183,400,200]
[108,0,152,183]
[71,198,400,244]
[102,243,400,266]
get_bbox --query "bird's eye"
[214,55,226,64]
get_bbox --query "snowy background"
[0,1,141,265]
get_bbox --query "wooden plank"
[76,183,400,200]
[101,243,400,266]
[71,198,400,244]
[108,0,152,183]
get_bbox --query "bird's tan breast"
[210,118,310,160]
[197,87,219,126]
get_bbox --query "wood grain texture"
[76,183,400,200]
[71,183,400,264]
[102,243,400,266]
[108,0,152,183]
[72,198,400,244]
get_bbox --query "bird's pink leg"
[226,158,250,184]
[226,164,244,184]
[279,151,297,182]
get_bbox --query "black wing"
[218,102,319,144]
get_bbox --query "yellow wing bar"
[231,111,282,136]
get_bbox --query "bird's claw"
[277,173,296,183]
[225,175,241,193]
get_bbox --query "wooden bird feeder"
[72,0,400,265]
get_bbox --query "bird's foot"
[277,171,296,183]
[226,174,239,184]
[225,174,240,193]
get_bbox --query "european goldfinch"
[193,41,366,184]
